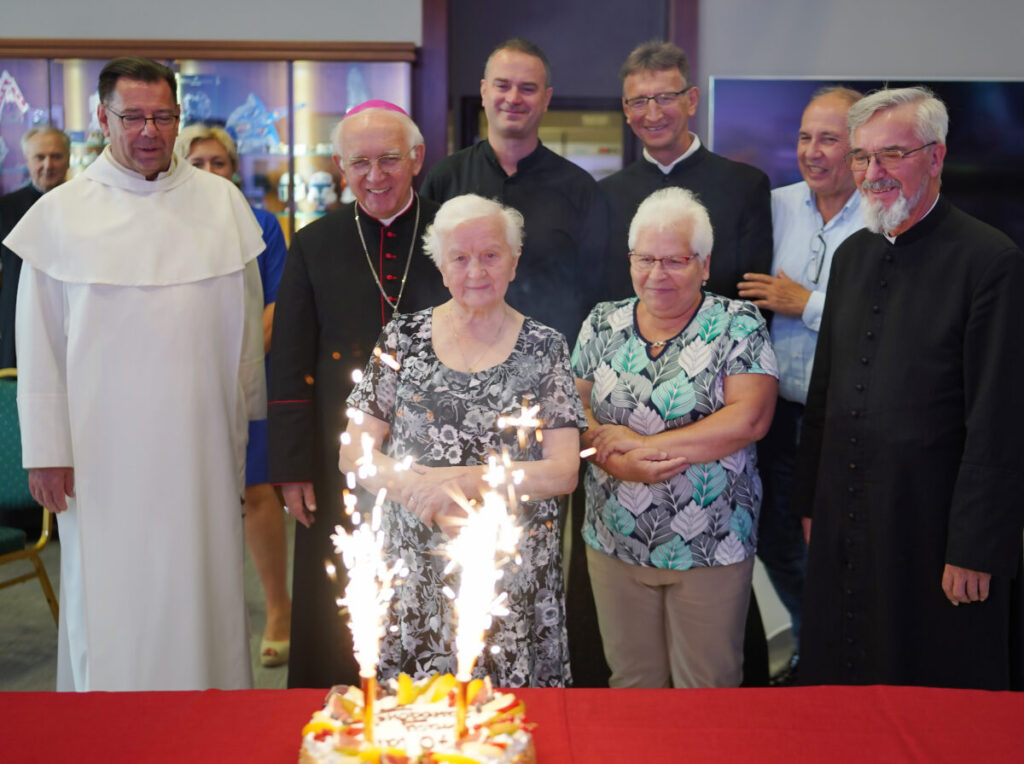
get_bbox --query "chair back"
[0,368,35,510]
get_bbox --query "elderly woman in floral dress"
[339,194,585,687]
[572,187,778,688]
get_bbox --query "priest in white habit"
[4,57,266,691]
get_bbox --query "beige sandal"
[260,638,290,667]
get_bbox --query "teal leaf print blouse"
[571,294,778,568]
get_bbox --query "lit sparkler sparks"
[330,488,407,742]
[443,455,523,737]
[497,398,542,451]
[373,346,401,371]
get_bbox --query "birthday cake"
[298,673,536,764]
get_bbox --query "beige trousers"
[586,546,754,688]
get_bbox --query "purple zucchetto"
[345,100,409,117]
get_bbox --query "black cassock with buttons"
[793,197,1024,690]
[269,195,447,688]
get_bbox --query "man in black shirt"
[599,41,772,302]
[420,38,606,346]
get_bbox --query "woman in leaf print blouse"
[339,194,585,687]
[572,187,778,688]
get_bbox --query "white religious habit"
[5,147,266,691]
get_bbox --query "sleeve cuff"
[802,290,826,332]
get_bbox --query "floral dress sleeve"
[533,323,588,432]
[346,311,418,422]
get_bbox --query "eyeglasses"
[807,230,827,285]
[105,107,179,132]
[628,252,700,272]
[624,87,692,112]
[845,141,936,171]
[344,151,412,175]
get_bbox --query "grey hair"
[847,86,948,145]
[332,107,424,160]
[422,194,524,268]
[21,126,71,156]
[628,187,713,263]
[174,123,238,170]
[619,40,691,89]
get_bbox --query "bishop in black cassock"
[269,102,447,688]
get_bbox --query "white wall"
[1,0,421,44]
[700,0,1024,80]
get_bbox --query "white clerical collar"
[359,190,414,228]
[104,148,178,181]
[885,194,940,243]
[643,134,701,174]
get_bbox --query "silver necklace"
[449,305,508,373]
[354,195,420,314]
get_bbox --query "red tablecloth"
[4,685,1023,762]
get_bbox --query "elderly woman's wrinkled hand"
[604,448,689,483]
[401,465,474,532]
[591,424,650,463]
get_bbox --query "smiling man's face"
[622,67,698,165]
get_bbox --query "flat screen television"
[709,77,1024,247]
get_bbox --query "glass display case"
[0,55,412,240]
[0,59,52,191]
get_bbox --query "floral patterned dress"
[347,308,586,687]
[571,293,778,570]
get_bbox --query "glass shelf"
[0,55,411,242]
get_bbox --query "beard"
[860,177,927,235]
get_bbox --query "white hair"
[21,126,70,156]
[628,187,713,262]
[422,194,524,268]
[332,108,424,159]
[847,86,948,145]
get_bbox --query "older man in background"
[738,87,864,682]
[0,126,70,368]
[5,57,266,691]
[269,101,446,688]
[793,87,1024,689]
